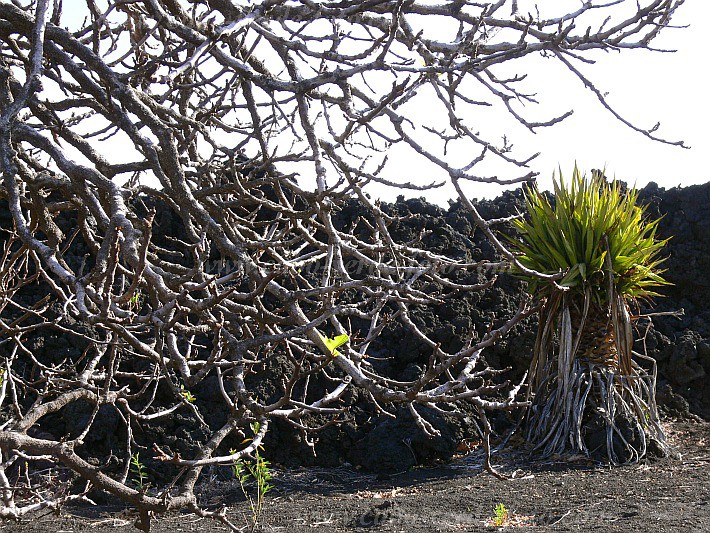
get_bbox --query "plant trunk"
[523,292,670,464]
[574,302,617,368]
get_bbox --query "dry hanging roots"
[524,298,670,463]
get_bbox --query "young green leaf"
[320,334,349,356]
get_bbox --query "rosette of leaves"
[509,167,671,463]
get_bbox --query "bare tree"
[0,0,684,529]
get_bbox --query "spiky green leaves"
[509,166,669,302]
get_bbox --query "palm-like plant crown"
[511,167,669,304]
[509,167,671,464]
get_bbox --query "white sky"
[519,0,708,195]
[381,0,709,203]
[48,1,708,204]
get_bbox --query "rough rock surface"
[1,182,707,473]
[636,183,710,419]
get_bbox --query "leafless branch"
[0,0,685,528]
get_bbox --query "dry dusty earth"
[2,419,707,533]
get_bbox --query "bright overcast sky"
[522,1,708,196]
[381,0,709,204]
[51,1,708,204]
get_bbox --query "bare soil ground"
[3,419,708,533]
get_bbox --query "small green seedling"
[128,291,143,312]
[180,384,196,403]
[319,333,349,356]
[493,502,509,527]
[231,422,273,532]
[130,452,150,491]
